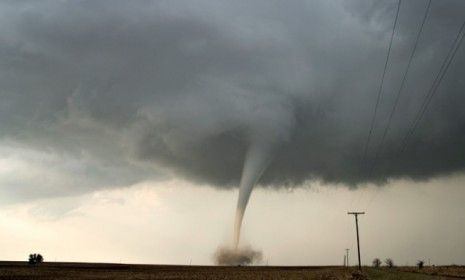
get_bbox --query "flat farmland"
[0,262,463,280]
[0,263,349,280]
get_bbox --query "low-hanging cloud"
[1,0,465,200]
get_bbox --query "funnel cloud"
[234,141,276,247]
[1,0,465,201]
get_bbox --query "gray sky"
[0,0,465,265]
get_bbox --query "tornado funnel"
[233,142,273,248]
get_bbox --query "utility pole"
[348,212,365,270]
[345,248,350,267]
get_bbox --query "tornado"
[233,141,273,248]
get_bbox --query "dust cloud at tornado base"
[214,246,263,266]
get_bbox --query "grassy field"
[364,268,462,280]
[397,266,465,279]
[0,262,463,280]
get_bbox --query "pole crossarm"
[348,212,365,215]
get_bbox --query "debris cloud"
[214,246,263,265]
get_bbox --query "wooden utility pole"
[348,212,365,270]
[345,248,350,267]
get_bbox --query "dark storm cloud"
[1,0,465,197]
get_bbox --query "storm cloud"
[1,0,465,199]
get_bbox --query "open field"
[365,267,465,280]
[396,266,465,279]
[0,262,463,280]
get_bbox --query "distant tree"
[36,254,44,263]
[417,260,424,269]
[28,254,36,265]
[372,258,381,267]
[28,253,44,265]
[385,258,394,268]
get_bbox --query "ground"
[0,262,463,280]
[365,267,462,280]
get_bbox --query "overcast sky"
[1,0,465,265]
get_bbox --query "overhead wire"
[361,0,402,172]
[400,18,465,151]
[364,9,465,212]
[368,0,432,177]
[351,0,402,212]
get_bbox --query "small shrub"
[417,260,424,269]
[372,258,381,268]
[385,258,394,268]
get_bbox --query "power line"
[363,16,465,212]
[361,0,402,172]
[368,0,431,176]
[400,18,465,151]
[354,0,401,212]
[365,3,465,212]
